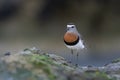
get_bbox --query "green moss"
[2,47,117,80]
[43,67,56,80]
[111,58,120,63]
[23,48,29,51]
[84,71,114,80]
[25,54,56,80]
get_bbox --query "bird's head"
[67,23,77,32]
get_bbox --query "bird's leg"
[77,52,79,57]
[69,49,73,63]
[75,52,79,66]
[77,53,79,61]
[71,49,73,55]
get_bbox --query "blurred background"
[0,0,120,66]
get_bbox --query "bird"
[64,23,85,57]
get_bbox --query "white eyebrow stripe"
[67,25,75,27]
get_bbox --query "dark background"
[0,0,120,66]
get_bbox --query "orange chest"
[64,32,78,43]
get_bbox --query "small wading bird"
[64,23,85,61]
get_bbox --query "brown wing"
[64,32,78,43]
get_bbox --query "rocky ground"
[0,47,120,80]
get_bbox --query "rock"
[4,52,11,56]
[0,47,118,80]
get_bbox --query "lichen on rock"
[0,47,119,80]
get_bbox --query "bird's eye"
[71,26,74,28]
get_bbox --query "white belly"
[65,39,85,50]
